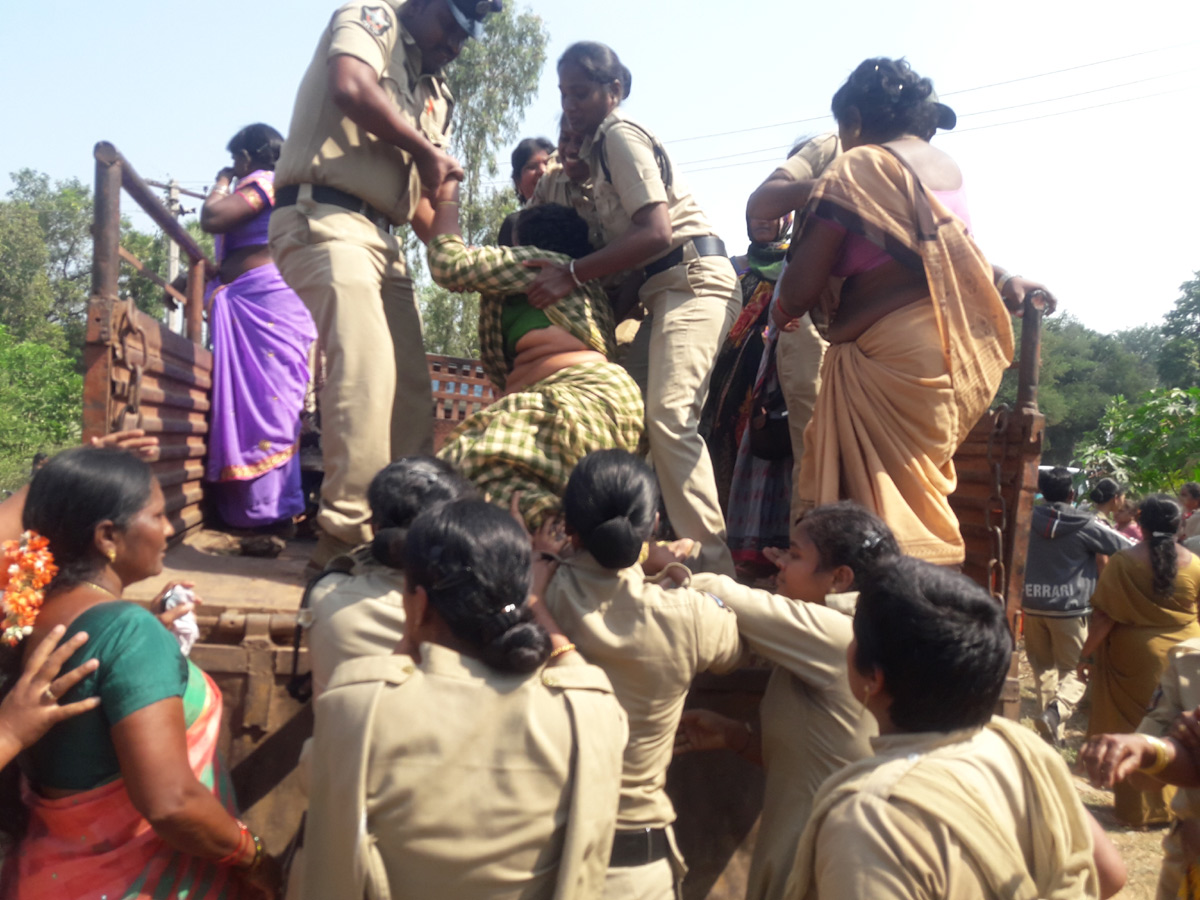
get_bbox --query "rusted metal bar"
[94,142,209,265]
[119,245,188,309]
[84,146,126,441]
[1017,294,1045,414]
[186,258,206,344]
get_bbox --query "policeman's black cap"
[928,89,957,131]
[446,0,501,39]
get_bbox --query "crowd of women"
[5,27,1196,900]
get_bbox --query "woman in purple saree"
[201,123,316,529]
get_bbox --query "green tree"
[0,325,83,490]
[7,169,93,340]
[1114,323,1163,378]
[1075,387,1200,494]
[414,3,549,357]
[997,314,1157,463]
[1158,272,1200,389]
[0,201,60,347]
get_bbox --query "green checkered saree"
[427,235,644,526]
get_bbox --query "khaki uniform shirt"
[794,725,1092,900]
[581,110,715,256]
[769,133,841,186]
[690,576,874,900]
[306,549,406,697]
[543,553,744,830]
[275,0,453,226]
[302,645,627,900]
[530,160,605,253]
[1138,638,1200,899]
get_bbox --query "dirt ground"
[1017,641,1166,898]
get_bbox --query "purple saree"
[205,170,316,528]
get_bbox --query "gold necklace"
[81,580,119,599]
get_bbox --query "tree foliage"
[0,325,82,490]
[996,314,1158,464]
[0,201,60,347]
[1157,272,1200,389]
[414,4,548,357]
[1075,388,1200,494]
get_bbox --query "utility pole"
[165,179,183,334]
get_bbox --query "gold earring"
[105,549,116,563]
[861,685,872,706]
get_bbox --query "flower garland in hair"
[0,531,57,645]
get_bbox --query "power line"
[660,41,1196,147]
[958,69,1196,119]
[946,86,1191,135]
[940,41,1197,97]
[679,86,1191,174]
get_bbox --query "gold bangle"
[637,542,650,566]
[1139,735,1171,776]
[549,642,576,660]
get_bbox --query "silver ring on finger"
[42,686,58,703]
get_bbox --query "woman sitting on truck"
[772,58,1052,566]
[200,123,316,532]
[427,178,644,531]
[0,447,276,898]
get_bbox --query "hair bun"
[587,516,641,569]
[482,620,551,674]
[370,525,408,568]
[619,64,633,99]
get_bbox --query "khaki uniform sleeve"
[768,133,840,182]
[543,664,627,900]
[328,2,400,78]
[809,794,941,900]
[690,573,851,690]
[301,657,414,900]
[683,582,746,675]
[603,122,670,217]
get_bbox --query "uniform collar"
[580,108,626,159]
[419,641,494,681]
[870,724,983,759]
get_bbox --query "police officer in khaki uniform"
[270,0,498,570]
[541,451,745,900]
[526,43,741,578]
[301,499,628,900]
[745,134,840,526]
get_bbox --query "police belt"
[276,184,392,232]
[643,235,727,278]
[609,827,669,867]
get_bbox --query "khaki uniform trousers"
[269,195,432,548]
[1023,613,1088,719]
[622,251,739,577]
[774,312,827,529]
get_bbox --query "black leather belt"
[644,235,728,278]
[276,184,392,232]
[609,827,670,868]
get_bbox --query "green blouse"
[28,602,191,791]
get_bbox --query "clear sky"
[2,0,1197,333]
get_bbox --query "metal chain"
[984,406,1011,605]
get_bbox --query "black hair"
[853,557,1012,733]
[497,211,518,247]
[795,502,900,590]
[1182,483,1200,502]
[367,456,474,569]
[831,58,941,143]
[1089,477,1123,506]
[23,446,153,592]
[510,137,554,198]
[563,450,657,570]
[1038,466,1074,504]
[514,203,592,259]
[226,123,285,171]
[1140,494,1184,599]
[404,499,550,673]
[558,42,632,100]
[2,446,153,848]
